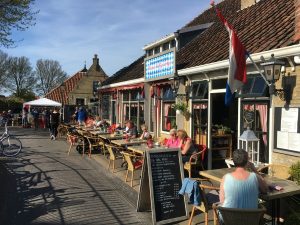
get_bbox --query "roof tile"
[177,0,296,70]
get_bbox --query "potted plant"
[171,102,188,115]
[289,161,300,185]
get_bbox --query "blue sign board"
[145,49,175,81]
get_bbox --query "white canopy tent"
[23,98,62,107]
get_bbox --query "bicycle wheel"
[2,136,22,157]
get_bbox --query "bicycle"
[0,120,22,156]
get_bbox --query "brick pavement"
[0,128,151,225]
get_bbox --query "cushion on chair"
[133,159,143,169]
[205,190,220,205]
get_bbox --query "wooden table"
[200,168,300,225]
[98,134,124,141]
[111,139,147,147]
[127,145,167,155]
[89,130,110,136]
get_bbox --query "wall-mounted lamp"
[169,74,190,102]
[169,75,180,94]
[260,54,286,100]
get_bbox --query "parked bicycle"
[0,120,22,156]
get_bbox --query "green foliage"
[171,102,188,113]
[214,124,231,134]
[0,0,38,47]
[289,161,300,185]
[11,89,35,102]
[0,98,23,113]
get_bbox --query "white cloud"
[3,0,211,76]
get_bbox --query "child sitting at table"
[140,124,150,140]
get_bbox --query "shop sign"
[145,49,175,82]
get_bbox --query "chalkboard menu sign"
[243,110,255,124]
[140,148,187,225]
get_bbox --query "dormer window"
[163,42,169,51]
[154,46,160,54]
[170,40,176,48]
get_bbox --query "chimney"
[295,0,300,42]
[92,54,101,71]
[241,0,257,10]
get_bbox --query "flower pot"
[217,129,225,135]
[176,109,182,115]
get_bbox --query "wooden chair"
[121,151,143,187]
[84,132,103,158]
[257,163,290,179]
[212,203,266,225]
[57,124,69,139]
[188,180,220,225]
[67,133,85,155]
[106,144,124,173]
[98,137,109,157]
[184,144,207,178]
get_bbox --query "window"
[170,40,176,48]
[147,49,153,57]
[163,42,169,51]
[93,81,99,92]
[192,81,208,99]
[122,89,144,130]
[161,86,176,132]
[241,102,269,162]
[192,103,208,145]
[212,79,227,89]
[241,75,268,97]
[154,46,160,54]
[76,98,85,106]
[101,95,110,120]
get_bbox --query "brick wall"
[273,151,299,166]
[272,65,300,166]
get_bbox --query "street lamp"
[260,54,286,98]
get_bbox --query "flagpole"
[246,54,270,86]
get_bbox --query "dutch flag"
[215,7,247,106]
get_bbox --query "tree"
[0,0,38,47]
[35,59,67,95]
[11,88,35,101]
[5,56,36,97]
[0,50,8,86]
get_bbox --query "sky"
[2,0,213,77]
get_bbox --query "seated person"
[164,128,179,148]
[124,120,138,138]
[85,116,95,128]
[177,129,196,163]
[219,149,268,209]
[115,123,123,131]
[140,124,150,140]
[93,116,101,127]
[100,119,110,128]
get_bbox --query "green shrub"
[289,161,300,185]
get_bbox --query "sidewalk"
[0,127,217,225]
[0,127,150,225]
